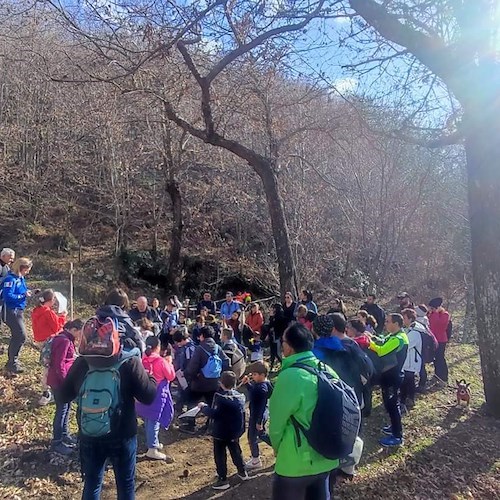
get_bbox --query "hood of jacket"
[313,336,345,352]
[411,321,427,333]
[96,305,130,320]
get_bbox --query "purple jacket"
[47,330,76,390]
[136,379,174,429]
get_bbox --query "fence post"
[70,262,74,320]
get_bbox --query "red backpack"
[79,316,121,365]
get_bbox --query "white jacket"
[403,322,424,373]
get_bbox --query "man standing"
[196,292,216,316]
[360,294,386,334]
[220,292,240,321]
[369,314,408,447]
[397,292,414,312]
[129,296,162,334]
[269,323,339,500]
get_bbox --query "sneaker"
[146,448,167,460]
[381,424,393,435]
[51,441,74,456]
[157,443,164,450]
[380,435,403,447]
[212,479,230,490]
[39,391,54,406]
[400,404,408,416]
[5,364,24,374]
[238,471,250,481]
[245,457,262,470]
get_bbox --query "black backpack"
[290,362,361,460]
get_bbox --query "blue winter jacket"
[2,272,28,310]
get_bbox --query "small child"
[241,361,273,470]
[138,317,154,343]
[172,328,196,412]
[47,319,84,455]
[198,371,248,490]
[248,336,263,362]
[136,336,176,461]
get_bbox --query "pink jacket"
[429,309,450,343]
[142,353,175,384]
[47,330,76,390]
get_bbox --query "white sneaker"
[245,457,262,470]
[146,448,167,460]
[157,443,164,450]
[39,391,54,406]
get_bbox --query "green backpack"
[77,358,128,438]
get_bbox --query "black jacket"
[96,305,144,352]
[360,303,386,334]
[59,354,156,441]
[196,300,216,315]
[246,380,273,425]
[201,388,246,441]
[185,338,230,392]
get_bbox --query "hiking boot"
[381,424,393,435]
[39,391,54,406]
[146,448,167,460]
[238,471,250,481]
[380,435,403,447]
[212,479,230,490]
[245,457,262,470]
[63,434,78,447]
[5,363,24,374]
[51,441,74,456]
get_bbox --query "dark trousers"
[52,389,70,443]
[400,371,416,404]
[80,436,137,500]
[272,471,331,500]
[269,340,282,369]
[418,363,428,389]
[434,342,448,382]
[213,438,245,481]
[361,384,373,418]
[248,416,268,458]
[381,377,403,439]
[5,308,26,368]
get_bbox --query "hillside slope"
[0,335,498,499]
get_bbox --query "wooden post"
[70,262,74,320]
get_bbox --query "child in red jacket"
[31,289,67,406]
[47,319,83,456]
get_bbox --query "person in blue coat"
[2,257,34,373]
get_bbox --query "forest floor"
[1,331,499,500]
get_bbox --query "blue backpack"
[200,345,223,379]
[77,357,129,438]
[290,362,361,460]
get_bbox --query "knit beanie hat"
[415,305,427,318]
[313,314,335,338]
[428,297,443,309]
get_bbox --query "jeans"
[381,376,403,439]
[213,438,245,480]
[248,416,267,458]
[5,308,26,368]
[434,342,448,382]
[400,371,416,404]
[80,436,137,500]
[272,471,331,500]
[269,339,282,369]
[144,419,160,449]
[52,389,70,443]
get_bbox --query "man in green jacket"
[369,313,409,447]
[269,323,339,500]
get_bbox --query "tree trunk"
[165,179,183,295]
[464,105,500,417]
[253,162,298,297]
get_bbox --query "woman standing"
[2,257,34,374]
[282,292,296,327]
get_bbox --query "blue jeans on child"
[80,436,137,500]
[52,389,70,443]
[144,419,160,449]
[248,416,268,458]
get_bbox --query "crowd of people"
[0,249,454,500]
